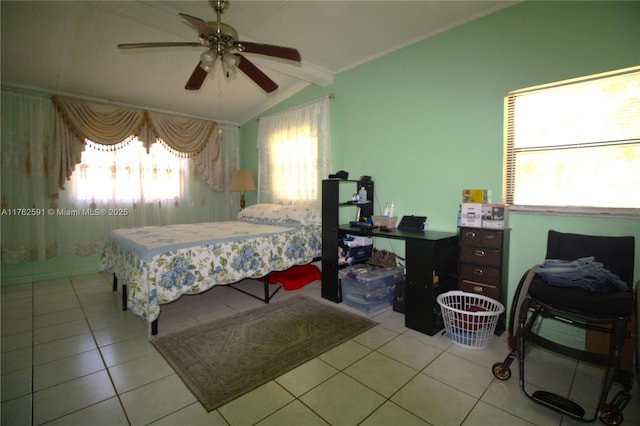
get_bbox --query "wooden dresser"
[458,227,510,333]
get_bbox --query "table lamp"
[229,170,256,210]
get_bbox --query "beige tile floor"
[1,273,639,425]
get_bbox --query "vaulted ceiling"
[1,1,515,124]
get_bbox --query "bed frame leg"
[264,274,270,304]
[122,284,127,311]
[228,274,281,304]
[111,271,156,335]
[262,274,283,303]
[114,274,128,311]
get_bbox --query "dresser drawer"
[459,263,500,286]
[480,230,503,249]
[460,246,501,267]
[460,280,500,301]
[461,229,503,249]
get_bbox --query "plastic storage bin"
[341,265,404,313]
[437,290,504,350]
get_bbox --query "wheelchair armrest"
[508,265,542,336]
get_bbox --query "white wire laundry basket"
[437,290,505,350]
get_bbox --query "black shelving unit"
[321,179,374,302]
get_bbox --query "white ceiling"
[1,1,515,125]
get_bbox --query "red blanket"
[261,264,322,290]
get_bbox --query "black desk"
[337,225,459,336]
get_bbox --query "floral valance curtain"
[49,95,222,198]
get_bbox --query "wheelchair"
[492,230,637,425]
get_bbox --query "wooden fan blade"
[185,63,209,90]
[236,54,278,93]
[234,41,301,62]
[119,42,201,49]
[179,13,215,37]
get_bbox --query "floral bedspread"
[98,220,321,322]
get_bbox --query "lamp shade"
[229,170,256,191]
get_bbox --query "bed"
[99,204,322,334]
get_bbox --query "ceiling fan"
[118,0,301,93]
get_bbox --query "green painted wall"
[239,1,640,346]
[1,254,102,285]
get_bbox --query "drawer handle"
[486,234,495,239]
[473,268,484,275]
[474,286,484,293]
[465,231,476,238]
[474,250,485,256]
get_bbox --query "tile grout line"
[31,279,36,426]
[29,278,118,425]
[70,277,133,426]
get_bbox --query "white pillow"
[237,204,285,222]
[281,204,321,225]
[237,203,321,225]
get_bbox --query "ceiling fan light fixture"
[221,51,239,77]
[200,49,216,66]
[221,60,234,78]
[223,51,240,67]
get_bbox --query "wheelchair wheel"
[599,406,623,426]
[492,362,511,381]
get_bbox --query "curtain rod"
[1,85,53,101]
[257,93,335,122]
[1,83,240,127]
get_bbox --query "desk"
[335,225,459,336]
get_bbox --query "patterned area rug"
[151,295,377,411]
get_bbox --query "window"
[268,130,318,202]
[73,138,185,204]
[504,66,640,216]
[257,97,331,205]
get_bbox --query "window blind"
[504,66,640,216]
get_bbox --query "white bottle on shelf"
[358,186,367,203]
[383,203,390,217]
[389,202,395,217]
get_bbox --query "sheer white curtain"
[257,97,331,206]
[1,90,52,262]
[1,88,240,263]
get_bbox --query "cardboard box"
[481,204,507,229]
[462,189,487,203]
[372,216,397,229]
[461,203,483,227]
